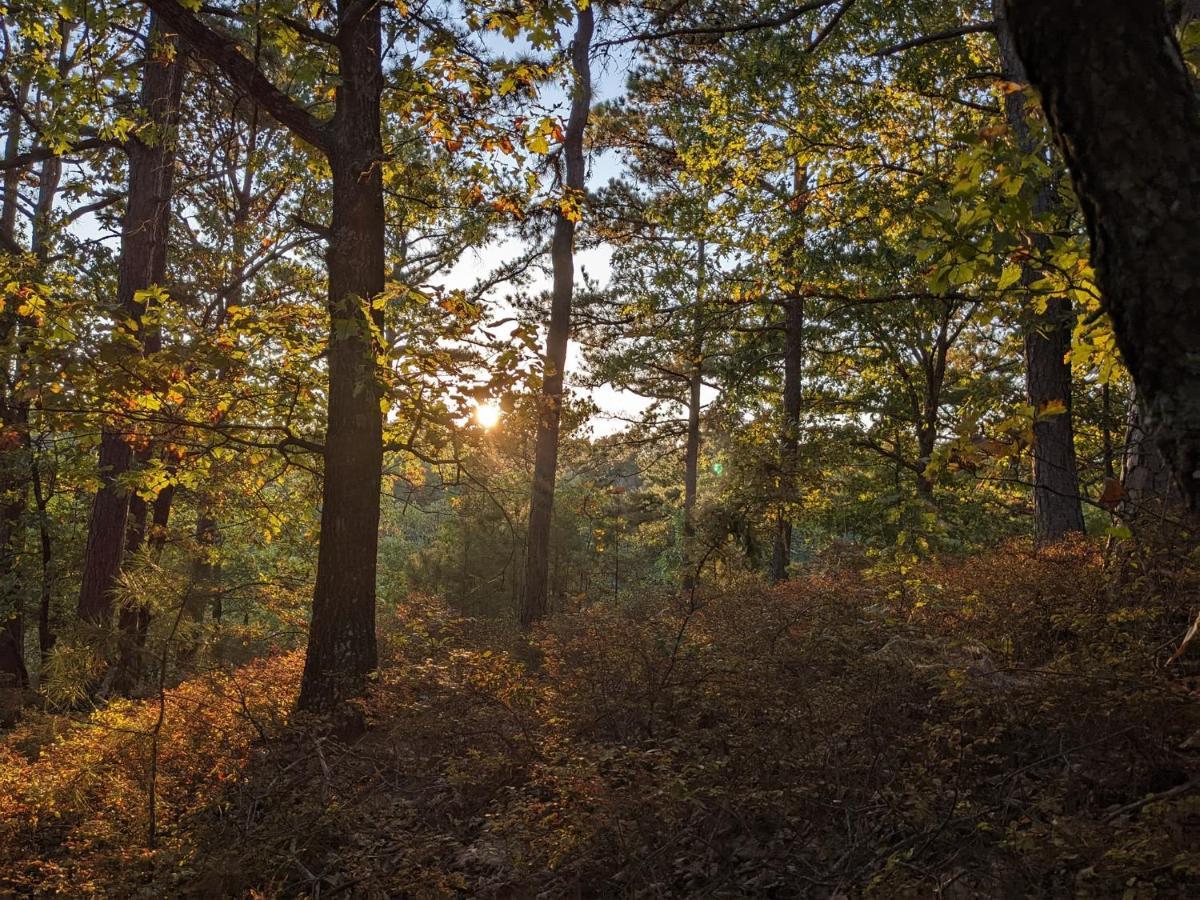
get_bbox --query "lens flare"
[474,401,502,429]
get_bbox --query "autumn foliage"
[3,539,1199,896]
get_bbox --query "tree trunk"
[993,0,1085,541]
[1123,386,1179,518]
[30,448,53,661]
[0,80,30,689]
[520,6,594,630]
[682,239,704,593]
[77,18,184,624]
[146,0,390,718]
[296,1,386,714]
[916,317,951,501]
[772,164,808,581]
[771,289,804,581]
[1005,0,1200,511]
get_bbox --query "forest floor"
[3,538,1200,897]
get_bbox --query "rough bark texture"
[1005,0,1200,510]
[77,19,184,623]
[520,6,594,630]
[297,0,386,713]
[994,0,1085,541]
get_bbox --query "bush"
[3,540,1198,896]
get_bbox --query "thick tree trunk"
[145,0,389,718]
[297,2,386,713]
[77,19,184,624]
[1005,0,1200,510]
[682,239,705,593]
[994,0,1085,541]
[520,6,594,629]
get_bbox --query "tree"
[77,15,185,631]
[992,0,1084,541]
[1005,0,1200,511]
[144,0,388,715]
[521,3,594,629]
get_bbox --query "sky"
[437,38,658,438]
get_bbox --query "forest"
[2,0,1200,895]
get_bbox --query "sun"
[474,401,502,430]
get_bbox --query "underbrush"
[3,538,1199,896]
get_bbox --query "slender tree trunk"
[772,164,808,581]
[77,18,184,624]
[771,288,805,581]
[994,1,1085,541]
[682,239,704,592]
[0,80,30,689]
[297,1,386,714]
[916,319,950,501]
[1005,0,1200,511]
[520,6,594,630]
[29,447,53,661]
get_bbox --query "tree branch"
[0,136,113,172]
[595,0,843,48]
[143,0,331,151]
[870,21,996,57]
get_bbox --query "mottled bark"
[1123,387,1179,517]
[1006,0,1200,510]
[994,0,1085,541]
[521,6,594,629]
[77,19,184,623]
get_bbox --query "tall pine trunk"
[296,1,386,713]
[520,6,594,629]
[994,0,1084,541]
[1005,0,1200,511]
[77,18,184,624]
[148,0,390,720]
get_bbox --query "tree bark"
[297,0,386,713]
[143,0,388,716]
[520,6,594,630]
[0,80,31,689]
[770,289,803,581]
[77,18,184,624]
[1005,0,1200,511]
[994,0,1085,541]
[1123,386,1179,519]
[772,163,808,581]
[916,313,951,501]
[682,240,704,593]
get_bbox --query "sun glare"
[474,401,502,429]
